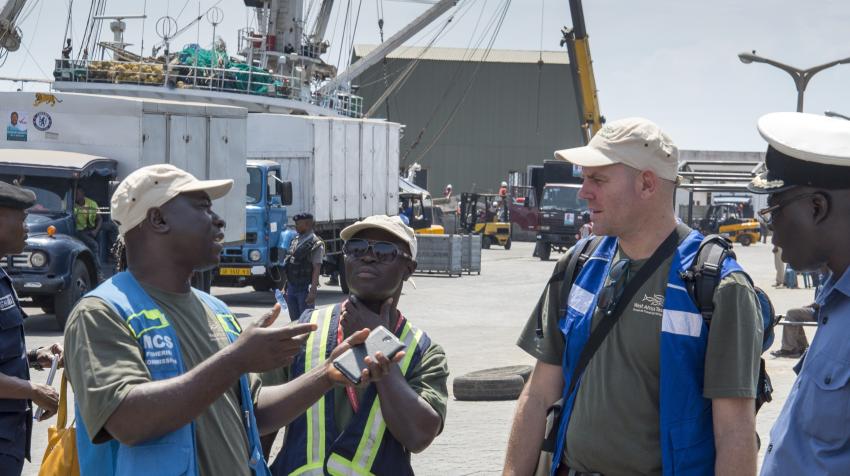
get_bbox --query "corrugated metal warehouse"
[353,45,585,195]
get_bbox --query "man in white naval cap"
[749,112,850,475]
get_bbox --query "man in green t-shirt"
[73,188,102,261]
[503,118,762,476]
[64,165,397,475]
[270,215,449,475]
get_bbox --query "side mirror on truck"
[281,181,293,206]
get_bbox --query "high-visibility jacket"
[551,230,743,475]
[74,271,270,476]
[74,197,98,231]
[271,304,431,476]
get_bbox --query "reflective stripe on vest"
[550,231,743,476]
[325,324,424,476]
[280,304,427,476]
[75,272,270,476]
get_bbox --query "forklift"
[699,200,761,246]
[459,192,512,249]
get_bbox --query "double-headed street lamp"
[738,51,850,112]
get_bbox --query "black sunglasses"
[597,259,630,316]
[343,238,413,263]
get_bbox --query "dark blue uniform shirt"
[0,267,31,466]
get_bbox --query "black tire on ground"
[504,238,512,250]
[452,365,533,401]
[54,260,91,330]
[538,242,551,261]
[339,261,350,295]
[481,236,491,250]
[251,278,273,292]
[739,234,752,247]
[32,296,54,315]
[191,270,212,293]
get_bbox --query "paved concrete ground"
[20,239,816,475]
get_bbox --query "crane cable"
[408,0,512,165]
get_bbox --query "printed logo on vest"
[0,294,15,311]
[633,293,664,317]
[141,334,178,367]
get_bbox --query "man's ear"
[812,192,831,225]
[402,260,417,281]
[638,170,658,198]
[145,207,170,234]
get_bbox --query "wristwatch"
[27,347,45,371]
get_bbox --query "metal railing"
[54,58,302,101]
[53,58,366,118]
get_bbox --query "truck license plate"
[219,267,251,276]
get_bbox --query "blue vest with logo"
[74,272,270,476]
[551,230,742,476]
[271,304,431,476]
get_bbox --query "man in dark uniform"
[283,213,324,321]
[0,181,64,476]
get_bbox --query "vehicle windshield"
[246,167,262,204]
[541,187,585,211]
[0,175,68,213]
[26,186,66,213]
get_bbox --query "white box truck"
[0,91,249,326]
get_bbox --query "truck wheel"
[54,260,91,330]
[538,242,551,261]
[251,279,273,292]
[504,238,512,250]
[739,234,752,247]
[453,365,533,401]
[191,270,212,293]
[339,262,350,295]
[481,236,491,249]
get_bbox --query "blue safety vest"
[551,230,743,476]
[74,271,270,476]
[271,304,431,476]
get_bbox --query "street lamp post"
[825,110,850,121]
[738,51,850,112]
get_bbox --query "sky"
[1,0,848,152]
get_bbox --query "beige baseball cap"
[554,117,680,182]
[340,214,418,260]
[111,164,233,235]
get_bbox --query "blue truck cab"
[0,150,119,328]
[214,160,294,291]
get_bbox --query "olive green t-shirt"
[64,283,262,476]
[516,225,763,475]
[261,325,450,435]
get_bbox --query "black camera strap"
[565,229,680,399]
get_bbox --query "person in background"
[444,184,453,199]
[283,213,324,321]
[773,245,786,287]
[74,188,101,262]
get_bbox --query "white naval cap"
[749,112,850,194]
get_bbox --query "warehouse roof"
[353,45,569,65]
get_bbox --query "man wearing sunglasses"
[272,215,449,476]
[749,112,850,475]
[505,118,763,475]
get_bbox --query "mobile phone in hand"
[332,326,406,384]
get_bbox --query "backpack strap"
[535,236,604,339]
[681,234,735,324]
